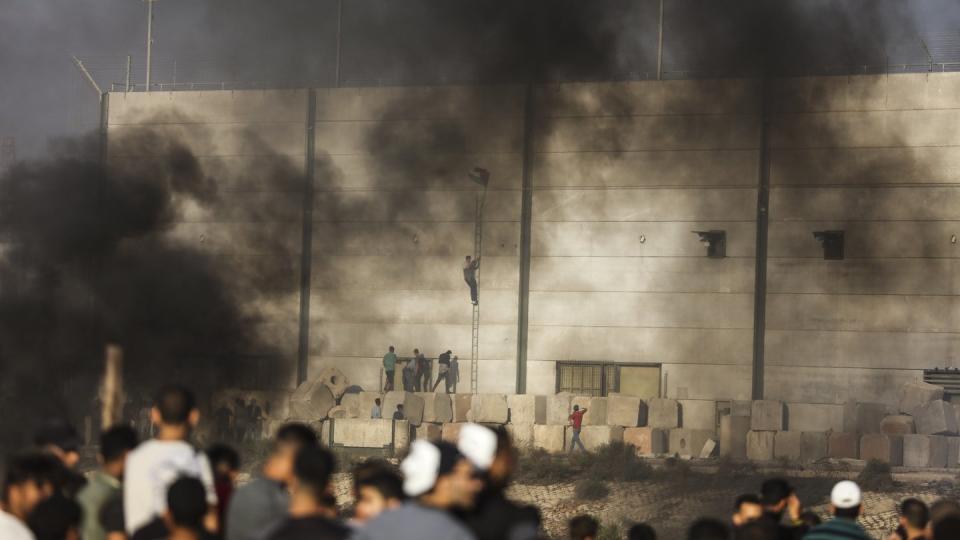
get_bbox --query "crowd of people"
[4,384,960,540]
[381,346,460,394]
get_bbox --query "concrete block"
[750,401,784,431]
[700,438,718,458]
[916,400,958,435]
[800,432,828,462]
[441,423,466,444]
[880,415,915,436]
[570,425,625,452]
[669,428,713,458]
[746,431,775,461]
[947,437,960,468]
[843,402,891,434]
[898,381,944,416]
[507,394,546,425]
[467,394,509,424]
[416,393,453,424]
[394,420,411,453]
[774,431,802,461]
[572,396,608,425]
[648,398,680,429]
[533,424,566,453]
[860,434,903,466]
[680,400,717,433]
[315,367,349,399]
[720,415,751,459]
[289,378,336,421]
[730,401,752,417]
[903,434,948,468]
[827,432,859,459]
[452,394,472,422]
[606,394,644,427]
[624,427,668,455]
[415,423,442,441]
[329,419,393,448]
[954,403,960,430]
[785,403,843,432]
[546,393,573,425]
[327,406,354,419]
[339,393,361,417]
[506,424,535,449]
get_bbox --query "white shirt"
[123,439,217,534]
[0,510,35,540]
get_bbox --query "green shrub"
[575,477,610,500]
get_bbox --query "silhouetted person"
[382,346,398,392]
[926,499,960,538]
[758,478,806,540]
[805,481,869,540]
[414,349,430,392]
[207,444,239,536]
[393,405,405,421]
[888,497,928,540]
[371,399,382,419]
[33,419,86,496]
[569,515,598,540]
[28,494,82,540]
[628,523,657,540]
[163,477,217,540]
[402,358,416,392]
[463,255,480,305]
[687,518,729,540]
[450,356,460,392]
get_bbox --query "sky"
[2,0,959,159]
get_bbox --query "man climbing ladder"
[463,255,480,305]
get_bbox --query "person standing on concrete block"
[371,399,382,420]
[393,405,405,421]
[804,481,869,540]
[433,351,453,393]
[450,356,460,393]
[464,255,480,305]
[568,405,588,454]
[383,347,398,392]
[416,350,432,394]
[354,440,481,540]
[402,358,416,393]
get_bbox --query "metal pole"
[145,0,154,91]
[515,83,535,394]
[296,90,318,385]
[125,55,132,92]
[334,0,344,86]
[751,78,771,400]
[656,0,664,80]
[72,56,103,98]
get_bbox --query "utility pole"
[656,0,664,80]
[334,0,343,86]
[145,0,155,91]
[125,55,132,92]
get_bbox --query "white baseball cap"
[400,440,440,497]
[830,480,862,509]
[458,423,498,471]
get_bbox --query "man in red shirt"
[568,405,588,454]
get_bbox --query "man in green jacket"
[383,346,398,391]
[804,480,870,540]
[76,425,138,540]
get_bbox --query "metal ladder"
[470,192,484,394]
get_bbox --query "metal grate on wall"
[923,369,960,401]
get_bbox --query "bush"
[575,477,610,500]
[515,449,579,485]
[857,459,895,491]
[588,441,654,482]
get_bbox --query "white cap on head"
[401,440,440,497]
[458,423,498,471]
[830,480,862,509]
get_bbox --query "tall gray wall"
[105,73,960,403]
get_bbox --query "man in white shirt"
[124,385,217,536]
[0,452,62,540]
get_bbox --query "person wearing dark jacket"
[757,478,807,540]
[805,481,870,540]
[457,425,541,540]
